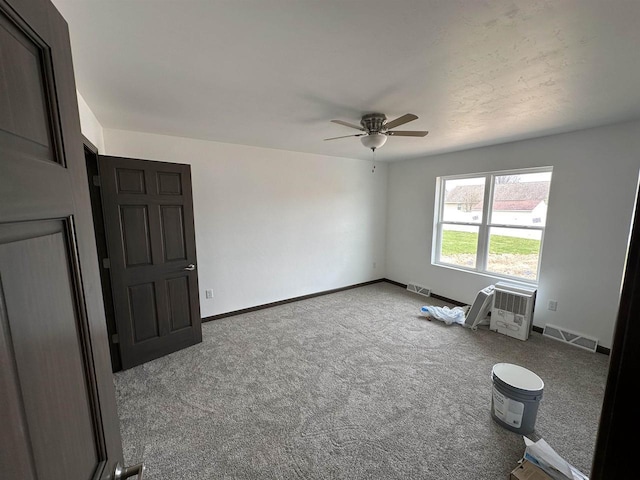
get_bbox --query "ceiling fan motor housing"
[361,113,387,134]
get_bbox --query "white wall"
[386,120,640,349]
[104,129,388,318]
[76,90,105,152]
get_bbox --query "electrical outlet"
[373,262,377,269]
[205,289,213,299]
[548,300,558,311]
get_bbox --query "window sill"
[432,261,538,287]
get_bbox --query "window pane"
[442,177,485,223]
[491,171,552,226]
[439,224,479,268]
[487,227,542,281]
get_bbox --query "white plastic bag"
[420,305,467,325]
[522,436,588,480]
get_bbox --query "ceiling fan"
[325,113,428,151]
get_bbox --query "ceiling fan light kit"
[360,132,387,151]
[325,112,428,151]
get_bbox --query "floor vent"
[543,324,598,353]
[407,283,431,297]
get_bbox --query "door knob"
[184,264,196,271]
[114,462,145,479]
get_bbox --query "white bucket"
[491,363,544,434]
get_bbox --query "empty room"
[2,1,640,479]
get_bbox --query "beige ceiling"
[53,0,640,161]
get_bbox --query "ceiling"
[52,0,640,162]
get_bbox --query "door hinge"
[112,334,119,344]
[92,175,101,187]
[102,258,110,269]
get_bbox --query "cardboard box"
[510,460,553,480]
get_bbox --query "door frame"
[84,137,122,372]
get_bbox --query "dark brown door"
[98,155,202,370]
[591,182,640,478]
[0,0,124,478]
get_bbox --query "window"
[434,167,552,282]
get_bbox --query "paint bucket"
[491,363,544,435]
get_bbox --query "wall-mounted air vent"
[407,283,431,297]
[543,324,598,353]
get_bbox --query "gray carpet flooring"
[114,282,609,479]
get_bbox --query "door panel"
[116,168,146,194]
[0,17,50,150]
[167,276,193,331]
[100,156,201,369]
[160,205,187,261]
[0,0,124,477]
[0,221,99,480]
[128,282,160,342]
[120,205,152,266]
[158,171,182,194]
[0,7,60,165]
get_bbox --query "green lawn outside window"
[441,230,540,256]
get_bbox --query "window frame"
[433,166,553,284]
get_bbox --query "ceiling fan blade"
[324,133,365,141]
[386,130,429,137]
[384,113,418,130]
[330,119,365,131]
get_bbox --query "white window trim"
[433,166,552,285]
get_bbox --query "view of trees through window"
[436,169,552,281]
